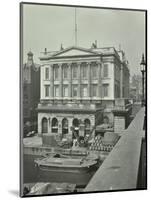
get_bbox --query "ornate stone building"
[23,51,40,136]
[37,46,130,139]
[130,74,142,102]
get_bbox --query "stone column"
[88,62,91,98]
[50,64,54,99]
[68,63,72,99]
[77,63,81,98]
[120,65,123,98]
[59,64,63,98]
[48,117,51,133]
[58,118,62,136]
[97,62,102,98]
[79,120,85,137]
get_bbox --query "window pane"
[45,67,49,80]
[81,65,87,79]
[82,85,88,97]
[104,64,108,77]
[92,85,97,96]
[72,66,78,79]
[63,66,68,79]
[54,66,59,80]
[72,85,78,97]
[92,65,97,78]
[63,85,68,97]
[103,84,108,97]
[54,86,59,97]
[45,85,50,97]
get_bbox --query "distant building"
[130,74,142,102]
[37,45,130,139]
[23,51,40,136]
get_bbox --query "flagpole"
[75,8,77,46]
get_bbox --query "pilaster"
[58,119,62,135]
[67,118,73,140]
[98,62,102,97]
[59,64,63,98]
[88,62,91,97]
[69,63,72,98]
[50,64,54,98]
[77,63,81,98]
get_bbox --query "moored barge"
[35,154,98,174]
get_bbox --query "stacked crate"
[89,135,113,152]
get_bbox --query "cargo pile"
[89,132,119,152]
[89,135,113,152]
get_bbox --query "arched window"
[62,118,68,135]
[103,116,109,124]
[42,118,48,133]
[51,118,58,133]
[72,118,79,128]
[84,119,91,135]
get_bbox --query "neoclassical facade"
[37,46,130,139]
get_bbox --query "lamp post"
[140,54,146,107]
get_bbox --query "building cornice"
[39,54,101,61]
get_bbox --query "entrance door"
[62,118,68,135]
[42,118,48,133]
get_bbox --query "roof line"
[51,46,100,57]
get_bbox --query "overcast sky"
[23,4,146,76]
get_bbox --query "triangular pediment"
[51,46,99,58]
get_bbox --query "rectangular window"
[45,85,50,97]
[103,84,108,97]
[45,67,49,80]
[63,85,68,97]
[103,64,108,78]
[72,66,78,79]
[63,66,68,79]
[82,85,88,97]
[92,66,98,78]
[54,85,59,97]
[81,66,88,79]
[54,66,59,80]
[72,85,78,97]
[92,85,97,97]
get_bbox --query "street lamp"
[140,53,146,106]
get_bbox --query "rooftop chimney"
[27,51,33,67]
[60,43,64,51]
[95,40,97,48]
[44,48,47,54]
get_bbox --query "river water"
[23,154,98,188]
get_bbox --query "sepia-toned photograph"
[20,2,147,197]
